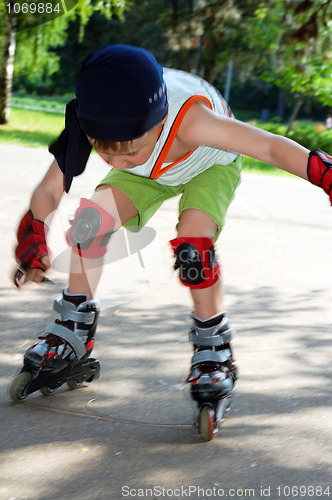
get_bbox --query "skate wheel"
[40,386,57,396]
[9,372,32,402]
[199,406,216,441]
[66,379,83,390]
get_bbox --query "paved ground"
[0,143,332,500]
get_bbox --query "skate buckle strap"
[189,331,232,347]
[44,323,87,359]
[189,319,233,347]
[191,349,230,366]
[54,296,97,325]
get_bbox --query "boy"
[12,44,332,438]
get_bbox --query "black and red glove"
[307,149,332,204]
[15,210,50,272]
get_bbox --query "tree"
[0,0,127,124]
[247,0,332,126]
[0,1,17,123]
[162,0,331,118]
[161,0,241,81]
[47,0,169,95]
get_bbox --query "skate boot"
[187,312,237,441]
[9,287,101,401]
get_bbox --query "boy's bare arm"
[30,159,65,222]
[177,102,310,179]
[15,159,65,286]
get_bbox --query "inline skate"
[9,288,101,401]
[187,313,237,441]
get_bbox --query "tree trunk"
[286,95,303,136]
[202,47,217,83]
[224,57,233,103]
[276,87,285,121]
[194,34,205,76]
[0,12,17,125]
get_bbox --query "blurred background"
[0,0,331,171]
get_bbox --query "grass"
[242,156,292,176]
[0,107,64,148]
[11,93,72,110]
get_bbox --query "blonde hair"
[88,136,133,153]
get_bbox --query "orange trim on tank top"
[150,95,213,179]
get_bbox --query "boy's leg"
[176,207,223,318]
[68,185,139,298]
[173,208,236,409]
[170,162,241,418]
[174,159,241,319]
[21,171,179,386]
[65,169,178,348]
[20,185,139,387]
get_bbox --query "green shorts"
[98,155,242,241]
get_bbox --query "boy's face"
[91,123,163,170]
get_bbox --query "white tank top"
[122,68,238,186]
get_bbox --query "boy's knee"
[67,198,115,259]
[170,237,220,289]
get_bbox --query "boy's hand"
[307,149,332,204]
[13,257,52,288]
[14,210,51,287]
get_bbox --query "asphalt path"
[0,143,332,500]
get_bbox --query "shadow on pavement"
[1,278,331,499]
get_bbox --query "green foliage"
[14,15,73,82]
[251,0,332,107]
[242,118,332,175]
[256,120,331,151]
[2,0,331,119]
[0,0,128,89]
[161,0,241,79]
[161,0,332,106]
[39,0,167,95]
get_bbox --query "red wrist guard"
[307,149,332,204]
[15,210,50,271]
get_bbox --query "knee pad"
[66,198,115,259]
[170,237,220,289]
